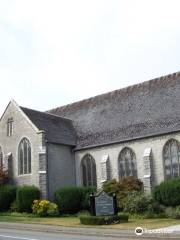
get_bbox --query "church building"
[0,71,180,199]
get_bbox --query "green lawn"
[0,213,180,229]
[0,213,79,227]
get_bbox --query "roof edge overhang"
[74,129,180,151]
[45,140,76,147]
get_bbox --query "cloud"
[0,0,180,115]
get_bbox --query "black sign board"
[95,191,115,216]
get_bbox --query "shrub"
[153,178,180,206]
[0,166,8,185]
[77,210,91,217]
[165,206,180,219]
[80,186,96,210]
[0,185,16,211]
[103,177,143,210]
[102,179,121,196]
[47,202,59,216]
[147,201,165,214]
[123,192,152,214]
[79,214,129,225]
[32,200,59,217]
[55,186,96,214]
[123,192,164,216]
[55,186,83,214]
[16,185,40,212]
[119,177,143,192]
[117,212,129,221]
[103,177,143,195]
[10,200,18,212]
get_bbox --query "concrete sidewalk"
[0,222,180,239]
[156,224,180,233]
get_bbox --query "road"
[0,228,139,240]
[0,225,180,240]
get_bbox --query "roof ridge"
[49,71,180,112]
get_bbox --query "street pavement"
[0,228,119,240]
[0,227,140,240]
[0,222,180,240]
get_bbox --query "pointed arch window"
[18,138,31,175]
[118,147,137,179]
[163,139,180,179]
[81,154,97,187]
[0,146,3,167]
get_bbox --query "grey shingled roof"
[20,107,76,146]
[48,71,180,149]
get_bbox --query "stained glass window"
[118,147,137,179]
[18,138,31,175]
[81,154,97,187]
[163,139,180,179]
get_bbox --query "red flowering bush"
[0,165,8,185]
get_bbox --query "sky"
[0,0,180,115]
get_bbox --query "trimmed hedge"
[55,186,96,214]
[55,186,82,214]
[79,214,129,225]
[17,185,40,212]
[118,212,129,221]
[153,178,180,206]
[0,185,16,211]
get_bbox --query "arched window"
[163,139,180,179]
[18,138,31,175]
[118,147,137,179]
[81,154,97,187]
[0,146,3,167]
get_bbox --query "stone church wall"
[0,102,43,190]
[75,132,180,190]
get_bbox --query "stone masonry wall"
[0,102,43,189]
[75,132,180,190]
